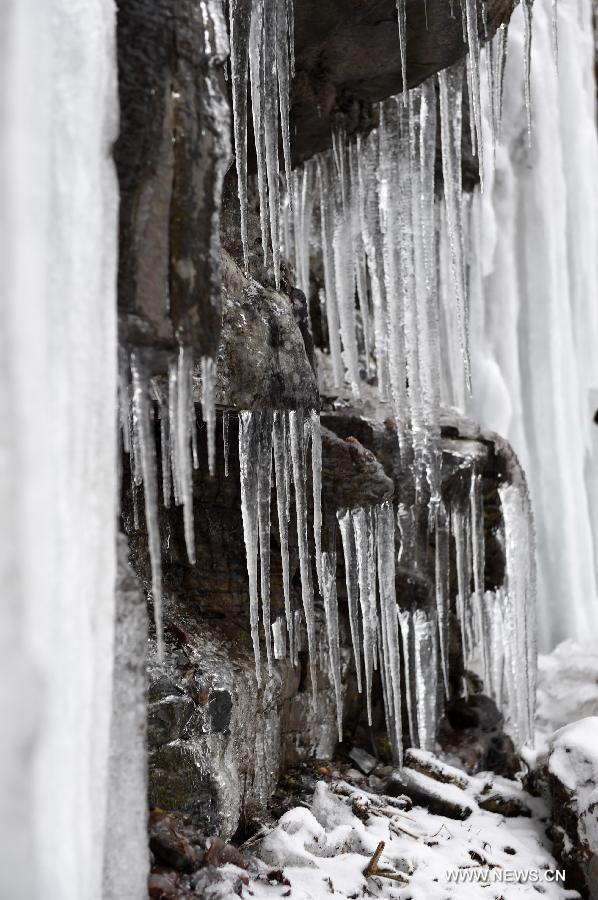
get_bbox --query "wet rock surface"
[116,0,230,368]
[290,0,515,163]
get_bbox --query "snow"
[472,0,598,650]
[549,717,598,852]
[244,773,573,899]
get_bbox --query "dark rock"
[290,0,515,164]
[148,695,197,747]
[148,810,203,872]
[148,868,181,899]
[201,837,246,870]
[214,251,319,410]
[116,0,230,368]
[208,691,233,734]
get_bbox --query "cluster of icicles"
[119,349,217,662]
[228,0,536,282]
[120,0,539,765]
[236,409,536,762]
[119,355,536,760]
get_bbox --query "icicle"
[376,502,403,765]
[317,155,344,388]
[276,0,292,210]
[395,0,407,105]
[398,608,417,745]
[322,551,343,740]
[309,410,323,593]
[352,507,378,723]
[451,504,469,668]
[464,0,485,189]
[357,131,389,397]
[412,608,438,751]
[438,63,471,394]
[257,411,274,674]
[249,0,269,263]
[176,347,196,565]
[470,467,487,682]
[379,99,409,450]
[434,502,450,697]
[157,390,172,508]
[239,411,262,684]
[499,478,537,745]
[337,508,363,693]
[493,23,509,143]
[222,411,230,477]
[263,0,281,286]
[229,0,251,271]
[333,156,361,396]
[130,354,164,662]
[289,409,317,695]
[415,81,441,501]
[551,0,558,66]
[522,0,533,146]
[190,396,199,470]
[201,356,216,477]
[118,359,131,454]
[272,616,287,660]
[273,412,293,655]
[349,143,372,377]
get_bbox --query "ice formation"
[0,2,127,898]
[229,0,294,281]
[120,353,219,662]
[469,0,598,651]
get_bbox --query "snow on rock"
[247,776,573,899]
[549,718,598,842]
[547,717,598,896]
[535,640,598,754]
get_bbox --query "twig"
[362,840,410,883]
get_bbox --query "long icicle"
[229,0,252,271]
[289,409,317,695]
[338,508,363,693]
[273,412,293,655]
[258,410,274,673]
[322,550,343,740]
[131,354,164,662]
[239,411,262,684]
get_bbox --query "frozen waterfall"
[0,2,146,899]
[470,0,598,650]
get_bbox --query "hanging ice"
[321,551,343,739]
[289,409,317,694]
[130,355,164,663]
[229,0,251,270]
[230,0,294,276]
[201,356,216,477]
[273,411,293,654]
[257,410,274,673]
[337,508,363,693]
[351,506,378,723]
[239,411,262,683]
[376,503,403,765]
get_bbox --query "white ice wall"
[0,1,120,898]
[471,0,598,650]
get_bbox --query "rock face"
[547,718,598,899]
[115,0,230,368]
[290,0,515,163]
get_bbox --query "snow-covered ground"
[237,773,574,899]
[221,641,598,899]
